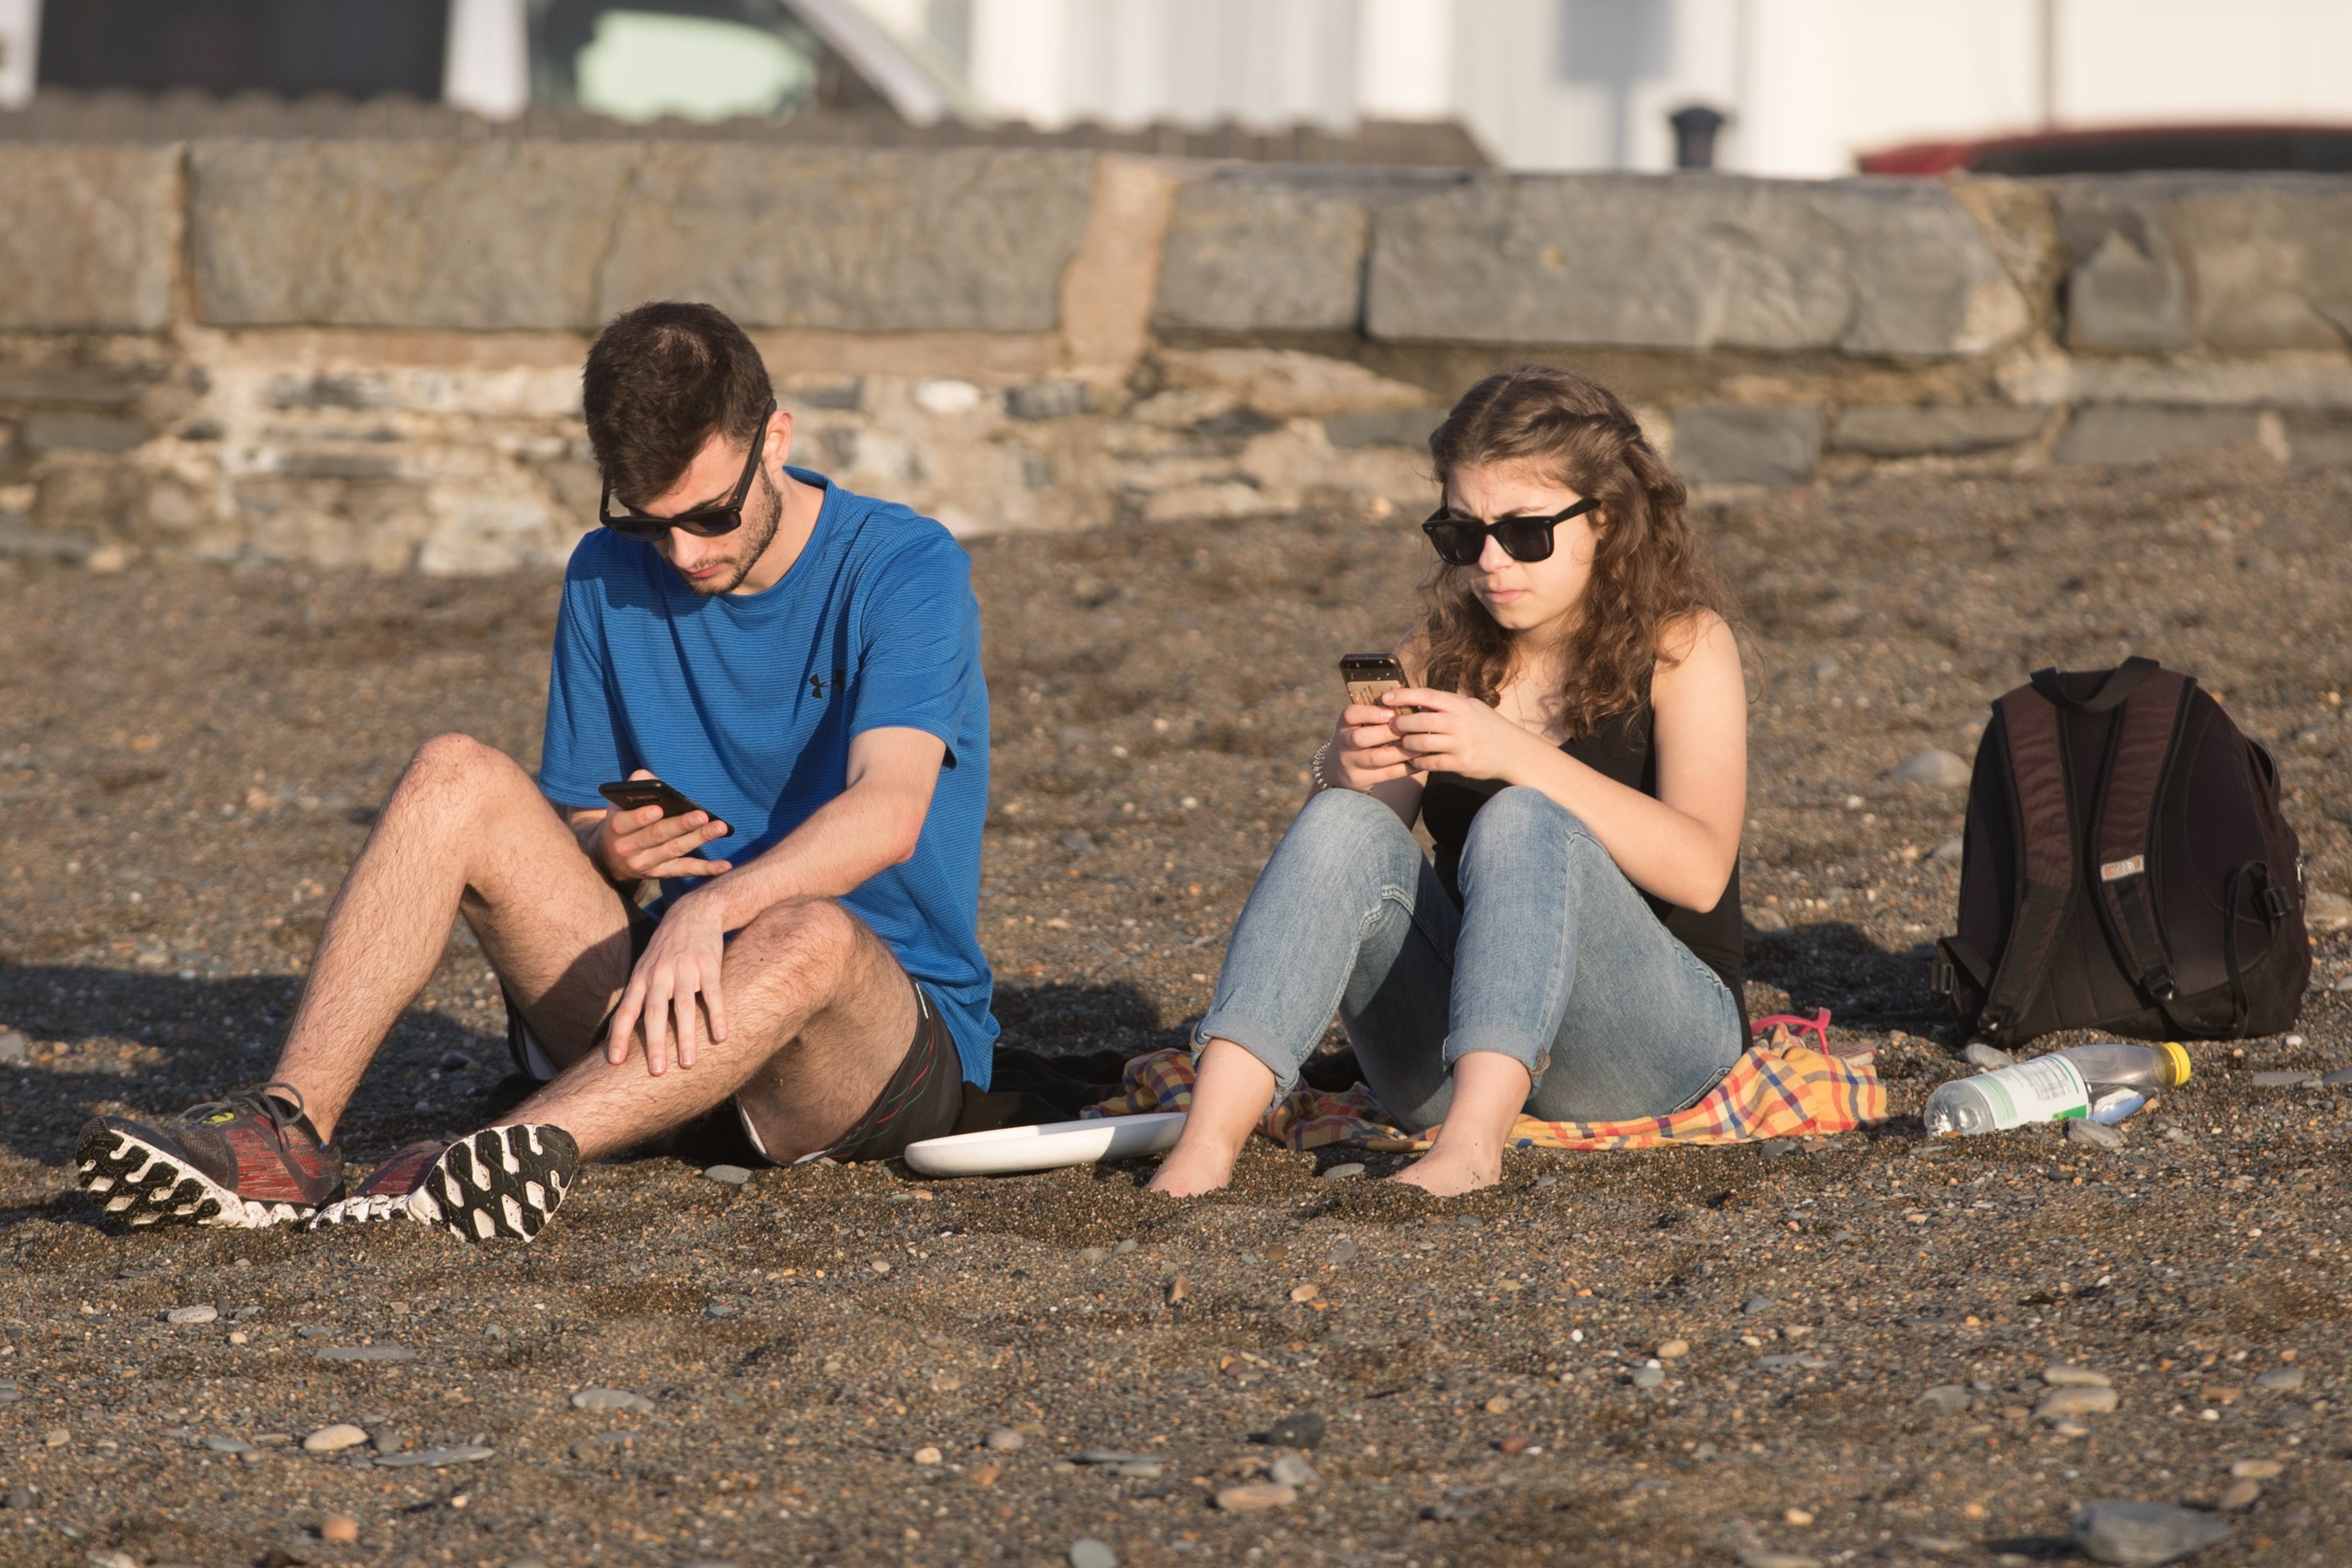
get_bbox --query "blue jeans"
[1195,786,1743,1132]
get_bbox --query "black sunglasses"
[599,401,777,541]
[1421,495,1603,566]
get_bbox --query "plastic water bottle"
[1923,1042,2191,1136]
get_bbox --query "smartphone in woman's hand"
[1339,653,1412,709]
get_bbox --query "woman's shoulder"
[1655,605,1734,666]
[1394,623,1435,685]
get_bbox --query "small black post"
[1669,104,1728,170]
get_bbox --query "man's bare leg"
[498,897,918,1163]
[273,733,636,1141]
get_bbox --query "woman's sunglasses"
[598,401,776,541]
[1421,495,1603,566]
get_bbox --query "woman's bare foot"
[1145,1148,1236,1197]
[1143,1040,1276,1198]
[1388,1150,1502,1197]
[1383,1050,1528,1198]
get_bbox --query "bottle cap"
[2156,1040,2191,1088]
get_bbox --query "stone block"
[2053,174,2352,353]
[596,145,1094,332]
[1323,406,1447,450]
[22,413,153,453]
[1366,174,2029,356]
[1154,170,1384,335]
[0,145,181,332]
[2283,411,2352,468]
[0,367,156,407]
[191,139,638,329]
[2053,405,2263,466]
[1831,404,2048,456]
[1005,380,1090,421]
[1673,405,1823,486]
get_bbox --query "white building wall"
[941,0,2352,174]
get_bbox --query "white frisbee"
[903,1111,1188,1178]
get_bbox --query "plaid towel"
[1085,1026,1884,1152]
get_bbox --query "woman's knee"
[1462,786,1594,858]
[1284,787,1419,869]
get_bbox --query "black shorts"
[500,906,965,1164]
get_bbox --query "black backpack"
[1933,656,2309,1044]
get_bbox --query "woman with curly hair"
[1149,366,1751,1198]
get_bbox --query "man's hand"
[607,889,728,1075]
[589,768,734,883]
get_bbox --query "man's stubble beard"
[679,467,782,597]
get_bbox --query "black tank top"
[1418,700,1748,1036]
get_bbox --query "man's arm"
[600,726,947,1074]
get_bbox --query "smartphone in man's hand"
[598,777,717,824]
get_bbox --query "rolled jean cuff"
[1192,1009,1305,1099]
[1443,1026,1553,1091]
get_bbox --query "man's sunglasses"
[598,401,776,541]
[1421,495,1603,566]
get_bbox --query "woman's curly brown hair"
[1419,365,1739,737]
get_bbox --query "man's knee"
[737,898,862,976]
[399,732,525,804]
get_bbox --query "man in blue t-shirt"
[74,302,995,1243]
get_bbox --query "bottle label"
[1973,1056,2089,1128]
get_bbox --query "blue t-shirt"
[537,469,996,1087]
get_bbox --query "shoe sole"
[411,1125,579,1243]
[74,1121,319,1229]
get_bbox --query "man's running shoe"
[76,1083,342,1229]
[308,1140,446,1229]
[311,1125,578,1243]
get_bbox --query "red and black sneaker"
[308,1140,445,1229]
[76,1083,343,1229]
[310,1125,578,1243]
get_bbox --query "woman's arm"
[1385,610,1746,911]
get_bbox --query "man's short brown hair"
[582,301,775,507]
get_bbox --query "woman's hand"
[1385,688,1548,782]
[1326,701,1416,790]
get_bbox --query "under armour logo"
[809,668,849,700]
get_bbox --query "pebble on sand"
[1288,1283,1320,1302]
[301,1424,369,1453]
[1962,1042,2014,1070]
[2043,1364,2113,1387]
[370,1446,494,1470]
[570,1388,655,1414]
[1886,749,1972,787]
[1068,1539,1119,1568]
[1259,1412,1326,1448]
[1320,1163,1366,1181]
[1914,1385,1973,1415]
[1742,1296,1777,1315]
[913,1446,943,1465]
[2251,1070,2317,1087]
[1484,1394,1512,1415]
[2068,1119,2127,1150]
[1268,1453,1318,1487]
[2037,1386,2120,1419]
[2251,1367,2303,1391]
[315,1345,415,1363]
[2216,1479,2261,1511]
[985,1427,1025,1452]
[1215,1481,1298,1511]
[2071,1499,2233,1566]
[1737,1554,1822,1568]
[165,1304,218,1325]
[703,1164,753,1185]
[1656,1339,1689,1359]
[320,1514,360,1542]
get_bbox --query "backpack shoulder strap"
[1974,684,2077,1040]
[2086,666,2194,1003]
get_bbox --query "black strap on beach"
[1972,687,2075,1041]
[2082,665,2192,1008]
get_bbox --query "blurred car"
[1859,123,2352,177]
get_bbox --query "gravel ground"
[1,453,2349,1568]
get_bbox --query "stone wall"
[3,142,2350,573]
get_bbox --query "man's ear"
[765,407,795,473]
